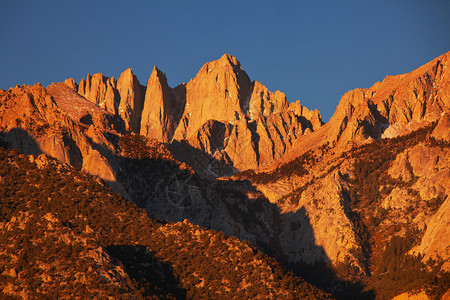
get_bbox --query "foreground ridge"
[0,146,331,299]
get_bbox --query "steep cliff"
[116,68,145,133]
[166,54,323,171]
[173,54,252,140]
[78,73,117,114]
[140,67,185,142]
[67,54,321,172]
[0,83,125,195]
[280,51,450,163]
[74,67,145,132]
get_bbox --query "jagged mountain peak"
[149,65,168,82]
[275,51,450,164]
[220,52,239,63]
[63,78,77,91]
[58,55,322,171]
[140,64,183,143]
[205,53,242,70]
[192,53,249,86]
[118,67,136,81]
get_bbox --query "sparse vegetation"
[0,146,332,299]
[341,123,449,299]
[236,148,320,184]
[258,122,450,300]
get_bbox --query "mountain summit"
[280,51,450,163]
[59,54,323,171]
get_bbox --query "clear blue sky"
[1,1,449,121]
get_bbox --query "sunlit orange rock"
[140,67,185,142]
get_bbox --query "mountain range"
[0,51,449,299]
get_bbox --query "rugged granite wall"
[78,73,117,114]
[233,52,450,290]
[116,68,145,133]
[165,54,323,170]
[387,141,450,271]
[140,67,185,143]
[281,51,450,163]
[65,54,322,171]
[289,99,323,130]
[173,54,252,140]
[75,68,145,132]
[0,83,126,196]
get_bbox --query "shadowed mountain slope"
[0,145,331,299]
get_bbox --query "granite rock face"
[0,83,125,195]
[173,54,252,140]
[77,73,117,114]
[67,54,322,172]
[74,68,144,133]
[237,52,450,280]
[140,67,185,143]
[281,51,450,163]
[163,54,322,171]
[116,68,145,133]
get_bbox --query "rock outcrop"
[289,99,323,130]
[187,110,307,170]
[65,54,322,172]
[63,78,77,92]
[247,81,288,118]
[411,197,450,271]
[0,83,124,195]
[173,54,252,140]
[74,68,144,132]
[116,68,145,133]
[78,73,117,114]
[47,82,124,131]
[278,170,366,274]
[140,67,185,142]
[389,143,450,271]
[431,111,450,142]
[282,51,450,162]
[392,291,430,300]
[159,54,322,171]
